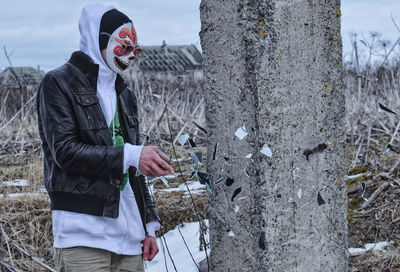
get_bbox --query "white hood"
[79,4,114,69]
[78,4,117,127]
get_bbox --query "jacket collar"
[68,51,127,95]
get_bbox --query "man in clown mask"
[37,4,173,271]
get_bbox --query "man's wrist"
[123,143,144,171]
[146,221,161,238]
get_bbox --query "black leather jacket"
[37,51,160,233]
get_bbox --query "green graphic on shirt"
[109,102,129,191]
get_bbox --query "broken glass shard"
[318,186,327,192]
[381,145,390,154]
[245,153,253,159]
[378,102,398,114]
[317,192,325,205]
[214,177,225,185]
[231,187,242,201]
[221,161,230,173]
[361,182,367,201]
[227,231,235,237]
[234,126,248,140]
[189,171,197,179]
[213,143,218,161]
[387,144,400,154]
[225,177,234,186]
[260,144,272,157]
[153,94,161,99]
[194,152,203,164]
[244,168,250,178]
[188,138,196,148]
[297,188,302,200]
[160,176,169,187]
[193,121,210,134]
[234,205,240,213]
[197,171,211,185]
[190,152,201,171]
[177,134,190,146]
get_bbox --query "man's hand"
[142,235,159,261]
[139,146,175,177]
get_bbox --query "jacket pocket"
[72,93,107,130]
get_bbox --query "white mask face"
[105,22,141,73]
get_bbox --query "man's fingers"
[150,162,169,177]
[139,146,175,176]
[154,156,174,174]
[148,240,159,261]
[157,150,170,163]
[143,240,150,261]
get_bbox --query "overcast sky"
[0,0,399,71]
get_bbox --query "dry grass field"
[1,55,400,271]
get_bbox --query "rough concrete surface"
[200,0,347,271]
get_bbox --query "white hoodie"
[52,4,160,255]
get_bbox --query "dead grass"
[1,57,400,271]
[0,196,52,271]
[349,246,400,272]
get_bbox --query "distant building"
[0,66,44,88]
[0,43,202,87]
[131,42,203,80]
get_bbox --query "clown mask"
[105,22,141,73]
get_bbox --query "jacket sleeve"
[137,172,162,225]
[38,73,124,184]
